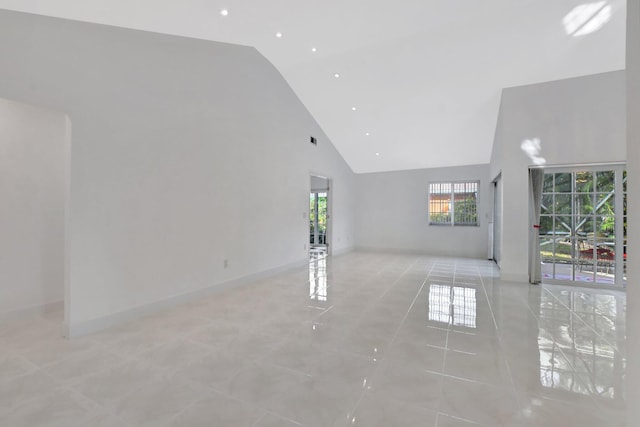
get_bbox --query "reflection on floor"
[0,252,626,426]
[310,246,327,260]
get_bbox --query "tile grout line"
[337,255,431,426]
[475,262,533,426]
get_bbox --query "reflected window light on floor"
[428,284,477,328]
[538,287,625,401]
[309,254,328,301]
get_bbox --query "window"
[428,181,478,225]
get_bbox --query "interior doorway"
[0,97,70,329]
[310,175,330,259]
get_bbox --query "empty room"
[0,1,639,426]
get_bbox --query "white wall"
[490,71,626,281]
[354,164,491,258]
[0,99,67,316]
[626,0,640,423]
[0,11,355,335]
[489,96,505,183]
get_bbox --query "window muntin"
[429,181,479,226]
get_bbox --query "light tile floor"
[0,252,627,426]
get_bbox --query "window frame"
[428,180,480,226]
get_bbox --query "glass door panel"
[596,171,615,192]
[576,216,594,236]
[309,192,327,247]
[317,192,327,245]
[554,173,572,192]
[309,193,317,245]
[554,195,573,214]
[540,168,624,287]
[541,195,553,214]
[574,193,594,215]
[575,171,593,192]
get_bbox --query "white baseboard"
[66,257,309,338]
[354,246,484,259]
[499,272,530,283]
[355,246,426,255]
[0,300,64,323]
[331,246,355,256]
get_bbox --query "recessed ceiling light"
[365,132,370,136]
[275,32,283,38]
[219,8,229,16]
[351,107,357,111]
[375,152,380,156]
[311,47,317,53]
[334,73,340,78]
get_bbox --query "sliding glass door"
[309,192,328,247]
[539,166,626,287]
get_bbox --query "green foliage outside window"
[310,193,327,236]
[454,195,478,225]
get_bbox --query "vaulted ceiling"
[0,0,627,173]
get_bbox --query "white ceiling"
[0,0,627,173]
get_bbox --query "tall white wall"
[0,11,355,335]
[0,99,67,316]
[489,97,505,268]
[626,0,640,423]
[354,164,491,259]
[490,71,626,281]
[489,97,505,182]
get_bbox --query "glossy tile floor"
[0,252,626,426]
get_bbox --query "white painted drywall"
[0,11,355,335]
[489,98,505,269]
[489,96,505,183]
[0,98,67,316]
[354,164,491,258]
[626,0,640,423]
[490,71,626,282]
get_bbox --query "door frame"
[309,173,332,256]
[491,172,502,268]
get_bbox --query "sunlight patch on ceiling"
[563,2,612,37]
